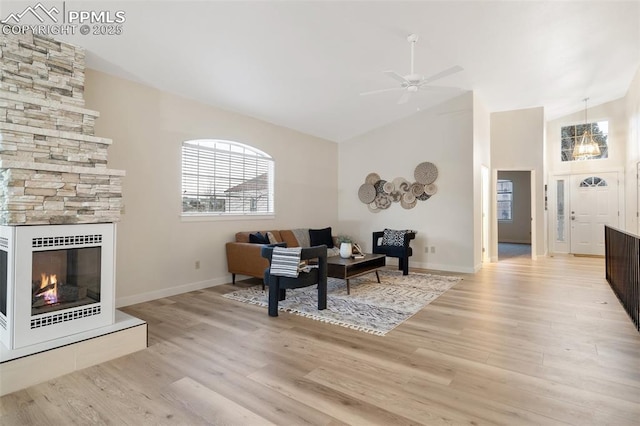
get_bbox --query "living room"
[1,1,640,424]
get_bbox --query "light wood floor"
[2,255,639,425]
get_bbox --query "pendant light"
[572,98,601,160]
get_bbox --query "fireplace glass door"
[32,247,101,315]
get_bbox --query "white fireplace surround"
[0,223,116,350]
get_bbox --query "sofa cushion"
[249,232,270,244]
[266,231,279,244]
[291,229,310,248]
[309,227,334,248]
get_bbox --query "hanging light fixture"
[572,98,601,160]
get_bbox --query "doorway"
[550,171,621,255]
[497,171,532,260]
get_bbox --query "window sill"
[180,213,275,222]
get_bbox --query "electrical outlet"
[424,246,429,253]
[430,246,436,254]
[195,260,200,269]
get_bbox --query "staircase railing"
[605,225,640,331]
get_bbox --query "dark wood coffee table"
[326,253,386,294]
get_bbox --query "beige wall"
[84,70,338,306]
[624,67,640,234]
[339,93,477,273]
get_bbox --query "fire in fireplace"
[32,247,101,315]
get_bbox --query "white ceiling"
[17,1,640,142]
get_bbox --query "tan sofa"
[226,229,338,284]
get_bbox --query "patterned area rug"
[223,270,461,336]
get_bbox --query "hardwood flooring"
[1,255,639,425]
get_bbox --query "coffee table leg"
[346,279,350,295]
[376,270,380,283]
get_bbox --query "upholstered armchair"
[372,230,416,275]
[261,245,328,317]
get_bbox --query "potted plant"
[337,235,353,258]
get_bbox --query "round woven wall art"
[359,162,438,211]
[401,197,417,209]
[410,182,425,197]
[402,192,416,204]
[392,177,410,193]
[414,162,438,185]
[358,183,376,203]
[374,193,392,209]
[366,172,381,185]
[374,179,387,194]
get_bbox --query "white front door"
[569,173,619,255]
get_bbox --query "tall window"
[181,140,274,215]
[497,179,513,221]
[561,121,609,161]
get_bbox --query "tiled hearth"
[0,31,146,395]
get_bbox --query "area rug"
[223,270,461,336]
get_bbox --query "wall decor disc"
[401,198,417,209]
[402,192,416,203]
[392,177,410,193]
[365,173,381,185]
[374,179,387,194]
[368,202,380,213]
[410,182,425,197]
[383,181,394,194]
[424,183,438,196]
[375,193,392,209]
[358,183,376,203]
[414,162,438,185]
[417,192,431,201]
[390,190,402,202]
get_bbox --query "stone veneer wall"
[0,30,124,225]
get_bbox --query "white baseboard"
[409,260,476,274]
[116,276,230,308]
[498,240,532,244]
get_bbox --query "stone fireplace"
[0,32,124,350]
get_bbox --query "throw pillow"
[266,231,278,244]
[249,232,269,244]
[309,227,334,248]
[382,229,406,246]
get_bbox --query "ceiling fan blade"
[397,91,411,105]
[360,87,403,96]
[417,84,461,91]
[422,65,463,84]
[384,70,409,84]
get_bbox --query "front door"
[569,173,619,255]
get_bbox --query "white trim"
[180,214,275,222]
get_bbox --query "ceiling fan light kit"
[361,33,463,104]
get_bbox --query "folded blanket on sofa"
[270,246,302,278]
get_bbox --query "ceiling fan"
[361,34,463,104]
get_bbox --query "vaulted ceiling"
[36,1,640,142]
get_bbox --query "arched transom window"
[579,176,608,188]
[182,139,274,215]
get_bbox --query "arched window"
[579,176,608,188]
[181,140,274,215]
